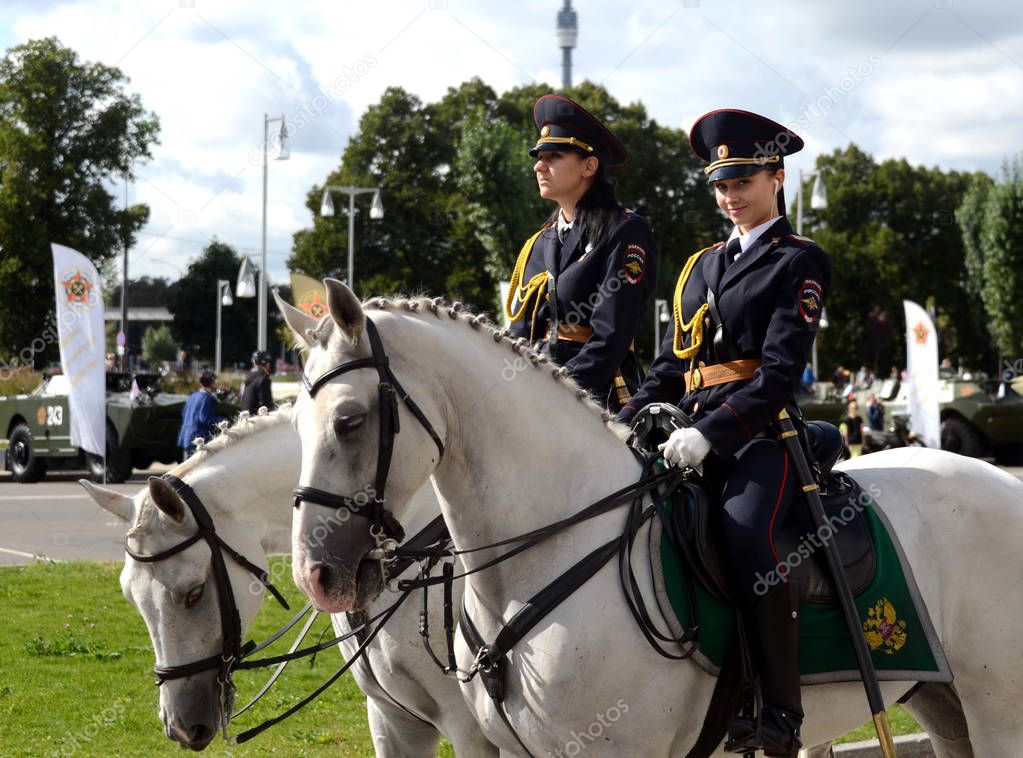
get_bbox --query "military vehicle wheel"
[9,423,47,483]
[994,444,1023,466]
[941,416,983,458]
[87,422,133,484]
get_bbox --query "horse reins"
[288,315,705,757]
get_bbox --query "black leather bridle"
[291,317,445,546]
[124,473,291,689]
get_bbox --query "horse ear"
[273,290,317,350]
[147,476,186,523]
[324,278,365,345]
[79,479,134,522]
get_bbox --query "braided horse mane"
[357,295,629,441]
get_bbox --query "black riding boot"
[725,581,803,757]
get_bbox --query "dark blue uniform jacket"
[508,211,657,400]
[621,216,831,458]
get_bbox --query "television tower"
[556,0,577,89]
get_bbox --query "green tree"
[0,37,159,361]
[169,240,275,367]
[141,324,178,364]
[957,158,1023,358]
[454,107,546,283]
[800,145,993,374]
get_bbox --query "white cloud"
[3,0,1022,290]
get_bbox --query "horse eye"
[185,584,205,608]
[334,413,367,436]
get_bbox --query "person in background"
[866,393,885,432]
[177,370,224,460]
[240,350,275,413]
[800,363,815,394]
[839,399,864,457]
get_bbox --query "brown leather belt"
[556,323,593,343]
[553,323,635,351]
[684,359,761,392]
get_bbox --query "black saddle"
[631,405,875,606]
[669,453,874,607]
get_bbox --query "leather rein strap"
[292,317,444,542]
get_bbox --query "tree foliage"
[0,37,159,360]
[799,145,994,373]
[141,324,178,364]
[168,240,283,367]
[957,157,1023,358]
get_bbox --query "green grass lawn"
[0,558,454,757]
[0,559,920,756]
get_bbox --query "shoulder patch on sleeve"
[623,243,647,284]
[798,278,824,325]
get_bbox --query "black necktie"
[724,237,742,267]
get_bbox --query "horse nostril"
[187,723,213,744]
[309,563,331,591]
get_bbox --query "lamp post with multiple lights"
[320,185,383,291]
[258,113,289,352]
[214,279,233,375]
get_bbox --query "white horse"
[82,407,497,756]
[284,281,1016,757]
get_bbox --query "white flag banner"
[51,244,105,457]
[903,299,941,449]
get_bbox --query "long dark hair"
[545,162,624,248]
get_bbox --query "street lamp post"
[215,279,233,375]
[320,185,383,291]
[654,298,669,350]
[797,168,828,383]
[259,113,290,352]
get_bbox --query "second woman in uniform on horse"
[620,109,832,757]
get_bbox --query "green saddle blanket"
[653,474,953,685]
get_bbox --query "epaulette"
[707,241,725,252]
[787,234,816,247]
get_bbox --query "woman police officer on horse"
[506,94,657,413]
[619,110,832,757]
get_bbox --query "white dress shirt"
[726,214,781,259]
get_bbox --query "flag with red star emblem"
[51,244,105,456]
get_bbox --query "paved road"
[1,463,1021,566]
[0,465,173,566]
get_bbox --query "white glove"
[658,427,712,469]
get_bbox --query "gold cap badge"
[717,144,729,159]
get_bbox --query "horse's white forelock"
[343,295,630,441]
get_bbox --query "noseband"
[291,317,445,548]
[124,474,290,688]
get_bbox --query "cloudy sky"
[3,0,1021,285]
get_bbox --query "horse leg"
[439,714,500,757]
[801,741,834,757]
[366,696,443,758]
[901,682,973,758]
[802,742,834,757]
